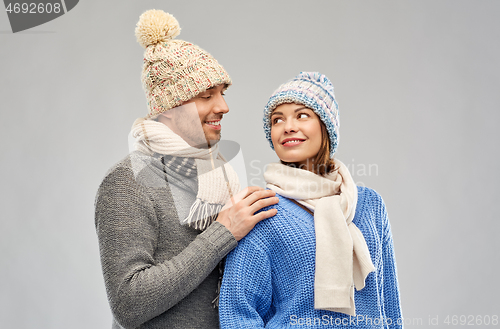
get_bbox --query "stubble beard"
[169,102,224,148]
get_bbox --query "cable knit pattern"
[219,186,403,329]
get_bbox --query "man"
[94,10,278,329]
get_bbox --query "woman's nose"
[284,118,297,133]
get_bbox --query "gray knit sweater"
[95,151,237,329]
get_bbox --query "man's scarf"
[131,118,240,230]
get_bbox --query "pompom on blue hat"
[263,72,340,157]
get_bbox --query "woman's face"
[270,103,322,171]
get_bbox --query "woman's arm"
[378,194,404,328]
[219,236,273,329]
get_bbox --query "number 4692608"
[5,3,62,14]
[444,315,498,326]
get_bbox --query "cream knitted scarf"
[264,160,375,316]
[131,118,240,230]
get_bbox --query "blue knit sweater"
[219,186,403,328]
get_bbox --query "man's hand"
[216,187,279,241]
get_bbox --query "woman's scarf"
[264,160,375,316]
[131,118,240,230]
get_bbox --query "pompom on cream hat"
[135,9,232,117]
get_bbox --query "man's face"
[162,84,229,147]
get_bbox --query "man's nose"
[213,93,229,114]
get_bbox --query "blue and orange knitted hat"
[263,72,340,157]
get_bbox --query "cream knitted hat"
[135,9,232,117]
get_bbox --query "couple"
[94,9,402,329]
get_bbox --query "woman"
[218,72,403,328]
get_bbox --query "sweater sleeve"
[378,195,404,328]
[218,236,273,329]
[95,166,237,329]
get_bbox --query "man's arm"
[95,166,236,328]
[95,166,278,328]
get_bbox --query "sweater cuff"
[200,221,238,258]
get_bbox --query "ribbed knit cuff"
[200,221,238,258]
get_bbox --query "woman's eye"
[272,118,283,125]
[298,113,309,119]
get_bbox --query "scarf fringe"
[183,198,223,231]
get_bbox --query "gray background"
[1,0,499,327]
